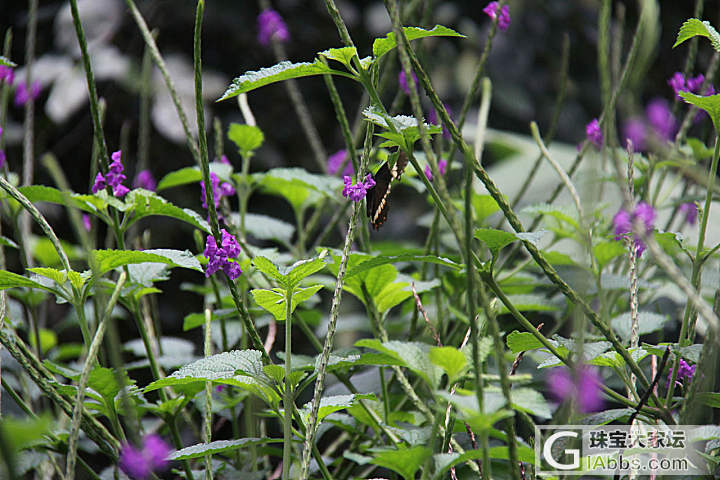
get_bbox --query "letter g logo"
[543,431,580,470]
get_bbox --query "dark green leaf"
[679,91,720,132]
[370,446,433,480]
[474,228,517,259]
[124,190,211,233]
[169,438,281,460]
[674,18,720,51]
[92,249,202,274]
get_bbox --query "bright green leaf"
[472,194,501,222]
[429,346,467,382]
[0,270,50,291]
[28,267,67,285]
[370,446,433,480]
[594,240,626,270]
[346,254,461,278]
[372,25,465,60]
[673,18,720,52]
[228,123,264,155]
[474,228,517,259]
[356,339,443,388]
[156,163,233,191]
[219,60,352,100]
[679,91,720,132]
[251,285,323,321]
[0,56,16,68]
[318,46,359,70]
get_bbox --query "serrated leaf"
[0,270,51,291]
[363,105,439,133]
[611,312,670,341]
[219,59,351,100]
[124,190,210,233]
[356,339,443,388]
[28,267,67,285]
[372,25,465,60]
[228,123,264,155]
[506,330,552,353]
[263,364,285,384]
[346,254,460,278]
[93,249,202,274]
[252,256,284,284]
[251,285,323,321]
[88,366,124,403]
[429,346,467,382]
[67,270,87,290]
[283,257,329,289]
[169,438,281,460]
[156,163,233,191]
[300,394,376,425]
[474,228,517,259]
[318,46,359,70]
[679,91,720,132]
[674,18,720,52]
[370,446,433,480]
[144,350,270,394]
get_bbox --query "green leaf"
[258,168,342,210]
[0,415,52,452]
[372,25,465,60]
[169,438,281,460]
[356,339,443,388]
[433,446,535,477]
[318,46,359,70]
[346,254,461,278]
[251,285,323,321]
[124,190,210,233]
[611,312,670,341]
[370,446,433,480]
[521,203,579,229]
[679,91,720,132]
[67,270,87,290]
[474,228,517,259]
[228,123,264,155]
[0,270,50,291]
[0,56,16,68]
[0,236,19,249]
[497,294,560,314]
[14,185,101,214]
[506,330,546,353]
[472,194,501,222]
[219,59,351,100]
[284,257,329,290]
[363,105,441,133]
[27,267,67,285]
[429,346,467,382]
[93,249,202,275]
[88,366,124,403]
[594,240,626,270]
[29,328,57,354]
[240,213,295,244]
[300,394,376,425]
[156,163,233,191]
[581,408,634,426]
[252,257,285,284]
[674,18,720,52]
[697,392,720,408]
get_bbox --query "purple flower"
[92,172,106,194]
[668,72,711,99]
[425,159,447,181]
[203,229,243,280]
[646,98,676,142]
[483,2,511,31]
[398,70,418,96]
[668,72,685,98]
[219,154,231,165]
[133,170,157,191]
[342,174,376,202]
[612,202,656,256]
[585,118,603,149]
[679,202,698,225]
[14,80,41,106]
[0,66,13,85]
[666,358,696,389]
[92,151,129,197]
[547,366,603,413]
[622,118,647,152]
[118,434,171,480]
[0,150,5,169]
[428,104,453,139]
[257,9,289,46]
[200,172,235,209]
[82,214,91,232]
[328,149,354,177]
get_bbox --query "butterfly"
[366,151,409,230]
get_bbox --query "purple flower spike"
[483,2,511,31]
[428,104,453,139]
[0,66,14,85]
[92,172,106,194]
[14,80,41,106]
[612,202,656,257]
[679,202,698,225]
[82,214,92,232]
[666,358,696,389]
[547,366,603,413]
[623,118,647,152]
[133,170,157,191]
[634,202,656,231]
[342,174,375,202]
[425,159,447,181]
[646,98,676,142]
[585,118,603,149]
[328,149,354,177]
[668,72,686,99]
[203,229,243,280]
[219,154,231,165]
[200,172,235,209]
[398,70,418,96]
[0,150,5,169]
[258,9,289,46]
[119,434,171,480]
[612,209,632,238]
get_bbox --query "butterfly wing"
[366,152,408,230]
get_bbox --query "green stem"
[282,286,294,480]
[204,308,214,480]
